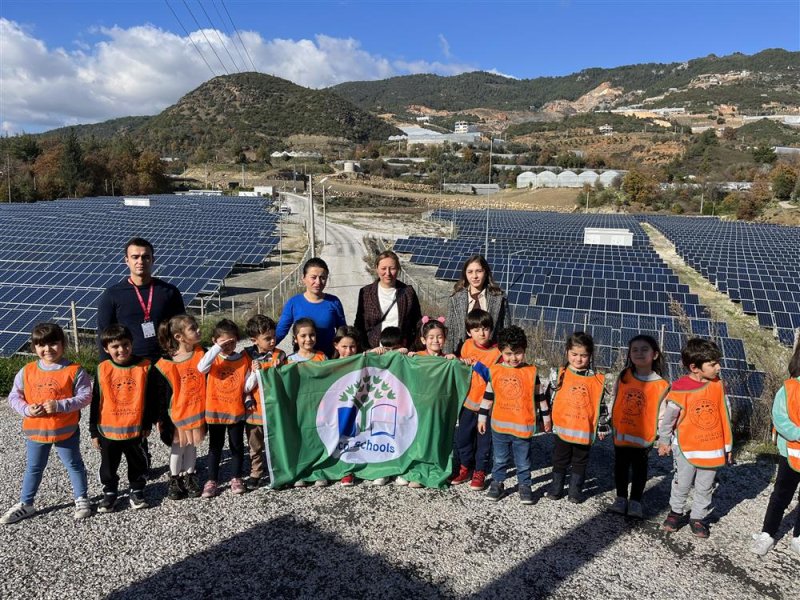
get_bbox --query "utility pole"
[308,175,316,257]
[5,154,11,202]
[485,138,492,256]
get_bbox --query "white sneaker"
[1,503,35,525]
[293,480,307,488]
[394,477,409,486]
[627,500,644,519]
[790,536,800,556]
[371,477,389,486]
[608,496,627,515]
[73,496,92,520]
[408,481,423,489]
[750,532,776,556]
[313,479,329,488]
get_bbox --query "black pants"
[762,455,800,538]
[614,445,650,501]
[207,422,245,481]
[552,437,591,477]
[99,436,148,493]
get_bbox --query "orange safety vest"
[783,378,800,472]
[489,363,538,439]
[97,359,150,440]
[670,378,732,469]
[21,362,81,443]
[612,369,670,448]
[551,368,606,445]
[205,354,249,425]
[247,352,284,426]
[461,340,501,412]
[156,347,206,431]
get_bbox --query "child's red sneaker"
[469,471,486,491]
[341,474,356,487]
[451,465,472,485]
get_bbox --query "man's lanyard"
[128,278,154,322]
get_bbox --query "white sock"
[183,444,197,474]
[170,444,183,477]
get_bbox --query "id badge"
[141,321,156,338]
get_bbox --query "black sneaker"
[183,473,202,498]
[130,490,149,510]
[97,492,118,514]
[690,519,710,539]
[519,485,535,505]
[662,510,687,533]
[168,476,187,501]
[486,482,504,501]
[245,476,261,492]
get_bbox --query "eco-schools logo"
[316,367,417,464]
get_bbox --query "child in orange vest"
[477,326,547,504]
[546,332,608,503]
[751,342,800,556]
[198,319,255,498]
[90,324,157,512]
[659,338,732,539]
[286,318,328,363]
[1,323,93,525]
[243,314,286,491]
[153,314,206,501]
[453,309,501,491]
[608,335,670,519]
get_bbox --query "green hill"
[736,119,800,146]
[331,49,800,112]
[41,73,401,155]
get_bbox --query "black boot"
[546,472,566,500]
[568,474,585,504]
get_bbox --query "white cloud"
[438,33,452,59]
[0,19,491,134]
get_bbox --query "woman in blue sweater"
[276,258,346,357]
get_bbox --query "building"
[599,124,614,136]
[454,121,479,134]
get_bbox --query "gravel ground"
[1,401,798,600]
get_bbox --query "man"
[97,237,186,470]
[97,238,186,361]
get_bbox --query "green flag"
[260,352,472,489]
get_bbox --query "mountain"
[42,73,401,154]
[330,49,800,113]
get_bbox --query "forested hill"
[42,73,401,153]
[330,49,800,112]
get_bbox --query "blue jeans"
[491,431,531,487]
[21,429,88,504]
[455,408,492,472]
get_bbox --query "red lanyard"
[128,278,154,321]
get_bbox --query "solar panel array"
[0,195,279,357]
[396,210,768,412]
[646,216,800,347]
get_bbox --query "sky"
[1,0,798,134]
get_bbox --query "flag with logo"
[259,352,472,489]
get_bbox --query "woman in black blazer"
[443,254,508,355]
[354,251,422,350]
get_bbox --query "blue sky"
[1,0,798,132]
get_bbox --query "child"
[197,319,254,498]
[546,332,608,503]
[453,309,501,491]
[243,314,286,491]
[409,317,457,358]
[658,338,732,539]
[286,318,327,363]
[369,326,409,355]
[332,325,361,359]
[90,324,157,512]
[1,323,93,524]
[608,335,670,519]
[153,314,206,500]
[478,326,548,504]
[751,341,800,556]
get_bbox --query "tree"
[770,164,797,201]
[621,169,659,205]
[752,145,777,164]
[10,134,41,163]
[59,129,84,196]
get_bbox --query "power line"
[164,0,218,78]
[181,0,230,75]
[211,0,248,72]
[198,0,241,73]
[220,0,257,72]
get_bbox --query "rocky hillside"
[331,49,800,114]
